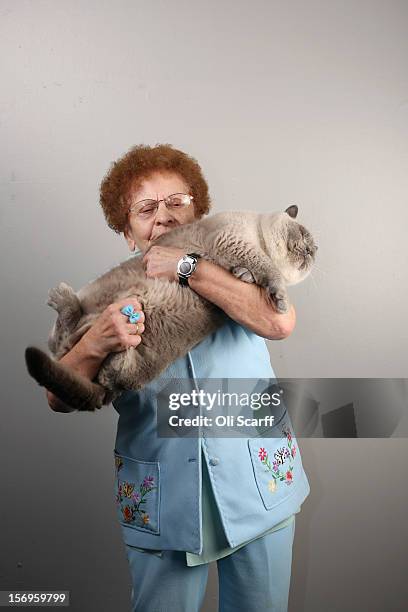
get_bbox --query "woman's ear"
[123,224,136,251]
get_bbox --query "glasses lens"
[134,200,158,216]
[129,194,192,217]
[167,194,191,208]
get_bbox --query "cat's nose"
[306,245,318,255]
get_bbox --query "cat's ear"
[285,205,298,218]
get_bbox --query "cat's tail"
[25,346,109,412]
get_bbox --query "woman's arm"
[142,246,296,340]
[188,259,296,340]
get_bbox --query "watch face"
[179,261,192,275]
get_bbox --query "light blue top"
[185,445,298,566]
[182,341,299,566]
[112,299,310,555]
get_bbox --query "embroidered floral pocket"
[113,450,160,534]
[247,416,299,510]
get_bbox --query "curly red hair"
[100,143,212,234]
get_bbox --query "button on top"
[209,457,219,466]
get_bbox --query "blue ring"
[120,304,141,324]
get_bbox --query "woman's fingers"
[125,322,145,335]
[88,296,146,353]
[114,297,145,350]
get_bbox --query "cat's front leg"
[203,229,281,289]
[232,262,290,313]
[266,273,290,314]
[231,266,256,284]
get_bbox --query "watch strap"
[179,275,189,286]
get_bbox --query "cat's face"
[124,171,197,253]
[286,218,317,279]
[266,206,318,284]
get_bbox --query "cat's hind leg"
[47,283,83,354]
[25,346,109,411]
[47,282,82,331]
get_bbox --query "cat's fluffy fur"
[25,206,317,412]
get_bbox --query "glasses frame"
[128,193,194,217]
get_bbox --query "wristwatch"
[177,253,201,286]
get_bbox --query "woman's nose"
[154,201,174,224]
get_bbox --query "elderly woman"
[46,144,310,612]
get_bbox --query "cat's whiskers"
[308,270,319,291]
[311,263,327,277]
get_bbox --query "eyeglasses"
[128,193,194,219]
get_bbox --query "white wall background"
[1,1,407,611]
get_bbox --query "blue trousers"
[124,517,296,612]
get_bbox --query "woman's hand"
[142,246,186,282]
[84,296,146,357]
[46,296,145,412]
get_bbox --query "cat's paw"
[231,266,256,284]
[47,283,82,329]
[274,298,290,314]
[47,282,76,311]
[267,283,290,314]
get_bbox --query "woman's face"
[124,171,197,253]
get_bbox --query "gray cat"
[25,205,317,412]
